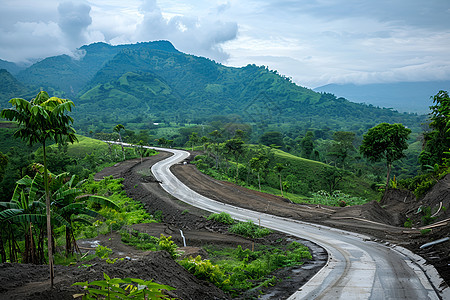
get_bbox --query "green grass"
[48,134,110,157]
[269,148,377,200]
[183,241,312,295]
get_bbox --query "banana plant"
[0,173,48,264]
[48,172,119,256]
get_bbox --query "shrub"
[120,229,159,251]
[72,272,175,299]
[404,218,412,228]
[229,220,272,238]
[207,212,235,225]
[179,255,231,290]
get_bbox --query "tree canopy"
[419,90,450,168]
[360,123,411,189]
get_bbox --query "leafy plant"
[72,272,175,299]
[158,234,179,259]
[120,229,159,251]
[309,190,367,206]
[179,256,231,290]
[95,245,113,259]
[199,241,312,295]
[421,206,436,226]
[404,218,412,228]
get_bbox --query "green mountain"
[74,45,424,133]
[4,41,425,135]
[16,41,179,97]
[0,69,33,110]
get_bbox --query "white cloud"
[57,1,92,48]
[0,0,449,87]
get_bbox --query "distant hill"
[314,81,450,114]
[0,59,25,75]
[2,41,425,135]
[0,69,33,109]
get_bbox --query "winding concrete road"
[149,147,447,299]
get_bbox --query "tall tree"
[300,131,314,159]
[419,90,450,168]
[360,123,411,190]
[249,152,269,191]
[0,91,77,288]
[209,130,222,168]
[114,124,126,160]
[274,163,286,197]
[224,138,244,179]
[328,131,356,169]
[188,132,199,151]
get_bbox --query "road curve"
[149,147,446,299]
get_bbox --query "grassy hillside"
[268,148,378,200]
[16,41,179,98]
[195,144,379,203]
[48,135,110,158]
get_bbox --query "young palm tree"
[114,124,126,160]
[0,91,77,287]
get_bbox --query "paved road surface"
[145,146,446,299]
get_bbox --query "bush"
[179,255,231,290]
[229,220,272,238]
[120,229,159,251]
[207,212,234,225]
[72,272,175,299]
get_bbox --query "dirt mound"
[0,251,229,300]
[330,200,397,226]
[130,222,255,249]
[419,174,450,222]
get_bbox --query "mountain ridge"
[0,41,426,135]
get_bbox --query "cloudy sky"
[1,0,449,88]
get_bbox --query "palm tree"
[0,91,77,287]
[114,124,126,160]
